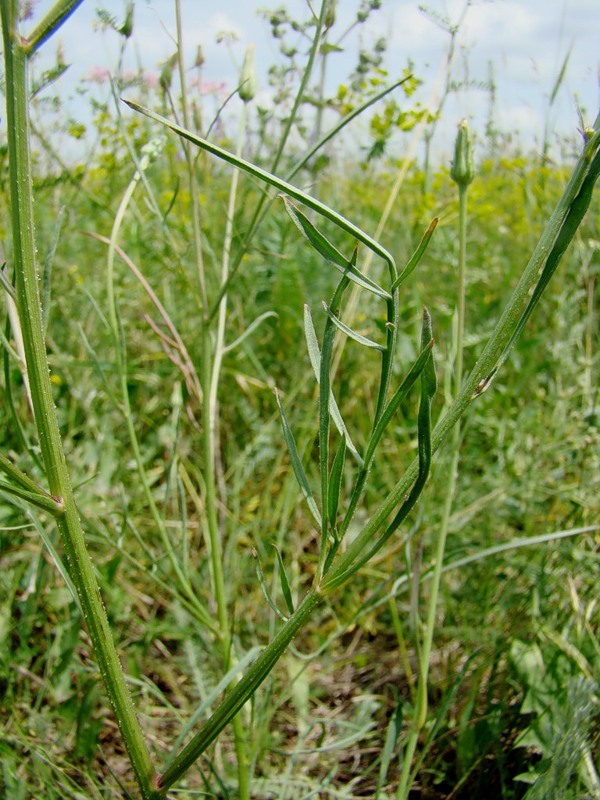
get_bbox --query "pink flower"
[189,75,228,96]
[85,66,111,84]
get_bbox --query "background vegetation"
[1,1,598,798]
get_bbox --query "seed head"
[238,44,257,103]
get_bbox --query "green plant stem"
[154,119,598,795]
[397,180,469,800]
[178,4,252,792]
[201,323,252,799]
[0,7,157,798]
[209,103,247,452]
[156,587,322,793]
[420,182,468,718]
[23,0,84,54]
[323,122,600,591]
[148,116,599,798]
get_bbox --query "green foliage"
[1,2,599,799]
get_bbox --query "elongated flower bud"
[119,2,134,38]
[160,52,177,92]
[194,46,205,69]
[451,119,474,187]
[325,0,336,30]
[238,44,257,103]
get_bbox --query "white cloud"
[11,0,599,159]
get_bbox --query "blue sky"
[22,1,600,159]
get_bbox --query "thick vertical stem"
[397,177,470,800]
[0,8,157,798]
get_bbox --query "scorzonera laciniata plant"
[1,1,598,797]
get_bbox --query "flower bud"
[194,45,205,69]
[119,2,134,39]
[450,119,474,187]
[238,44,257,103]
[325,1,336,30]
[160,52,177,92]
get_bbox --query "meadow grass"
[1,2,599,798]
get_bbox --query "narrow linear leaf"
[252,547,287,622]
[275,388,322,525]
[0,481,64,515]
[303,304,322,376]
[392,217,439,291]
[123,99,396,275]
[380,309,436,541]
[272,545,295,616]
[363,337,435,467]
[303,305,363,466]
[283,198,390,300]
[283,196,348,266]
[328,435,347,531]
[319,274,352,561]
[0,452,47,495]
[421,307,438,400]
[325,309,437,589]
[323,301,385,350]
[336,334,435,553]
